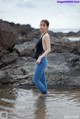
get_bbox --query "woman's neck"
[41,31,48,38]
[41,31,48,35]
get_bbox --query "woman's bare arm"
[40,34,51,59]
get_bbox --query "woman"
[33,19,51,95]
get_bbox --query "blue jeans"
[33,57,48,94]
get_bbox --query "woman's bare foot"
[39,93,47,97]
[39,93,44,96]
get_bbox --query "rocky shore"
[0,19,80,88]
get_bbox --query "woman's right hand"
[36,56,42,64]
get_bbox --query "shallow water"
[0,86,80,119]
[68,37,80,41]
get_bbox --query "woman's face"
[40,21,48,33]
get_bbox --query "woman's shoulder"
[43,33,50,40]
[44,32,49,36]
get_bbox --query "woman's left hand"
[36,56,42,64]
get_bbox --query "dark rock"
[67,31,80,37]
[0,57,35,85]
[0,20,17,50]
[1,52,18,68]
[14,40,37,58]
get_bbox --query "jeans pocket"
[40,57,48,68]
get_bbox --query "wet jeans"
[33,57,48,94]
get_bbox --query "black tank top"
[35,32,47,60]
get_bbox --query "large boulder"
[0,20,17,50]
[14,40,37,57]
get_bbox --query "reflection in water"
[0,86,80,119]
[35,96,46,119]
[0,85,16,112]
